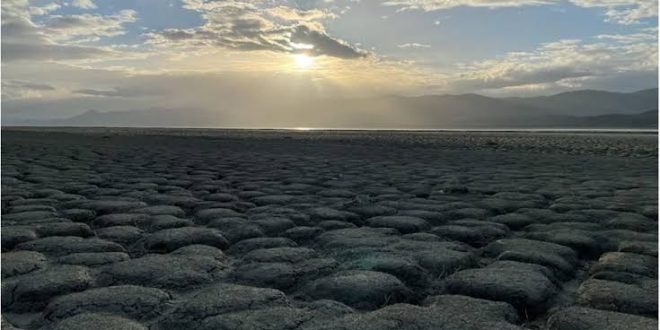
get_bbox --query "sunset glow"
[293,54,314,69]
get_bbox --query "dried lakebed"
[1,128,658,330]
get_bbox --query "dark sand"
[1,128,658,330]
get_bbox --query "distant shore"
[2,126,657,158]
[2,125,658,134]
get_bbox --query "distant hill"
[538,109,658,129]
[50,108,223,127]
[4,88,657,129]
[504,89,658,116]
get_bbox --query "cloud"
[596,27,658,43]
[290,25,365,58]
[146,1,365,59]
[71,0,97,10]
[29,3,60,16]
[73,86,160,98]
[1,42,114,62]
[266,6,335,21]
[383,0,553,11]
[571,0,658,24]
[398,43,431,48]
[1,0,135,62]
[43,10,137,41]
[2,80,56,99]
[2,80,55,91]
[383,0,657,24]
[447,31,658,93]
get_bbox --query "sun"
[293,54,314,69]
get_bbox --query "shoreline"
[2,125,658,134]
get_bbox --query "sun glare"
[293,54,314,69]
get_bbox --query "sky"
[2,0,658,120]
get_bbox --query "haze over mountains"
[5,88,658,129]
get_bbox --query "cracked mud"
[1,128,657,330]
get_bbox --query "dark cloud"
[147,2,365,59]
[151,24,365,59]
[291,26,365,58]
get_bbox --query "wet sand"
[2,128,658,330]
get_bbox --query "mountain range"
[4,88,657,129]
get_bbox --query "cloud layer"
[1,0,133,62]
[449,28,658,93]
[384,0,657,24]
[147,0,365,59]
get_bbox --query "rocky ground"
[1,128,658,330]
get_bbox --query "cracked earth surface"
[1,128,657,330]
